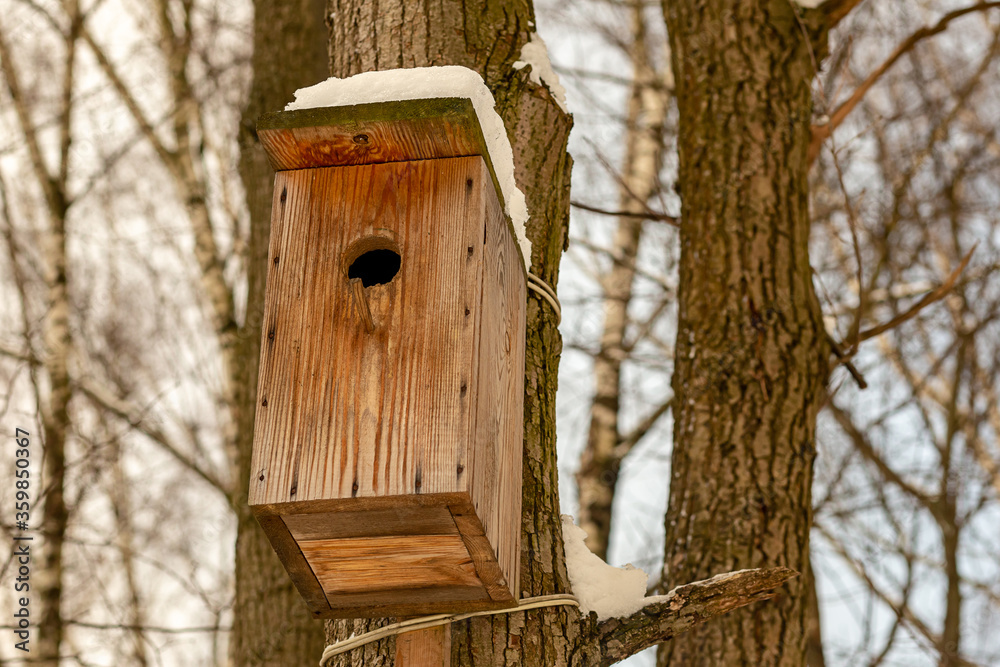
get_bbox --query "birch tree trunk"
[657,2,830,665]
[576,0,672,562]
[230,0,330,665]
[0,3,80,661]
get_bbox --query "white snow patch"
[285,67,532,268]
[513,33,568,112]
[562,515,669,621]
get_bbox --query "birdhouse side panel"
[250,168,335,507]
[468,160,526,601]
[250,158,487,507]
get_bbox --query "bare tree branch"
[814,524,982,665]
[57,2,81,196]
[809,2,1000,163]
[614,397,672,457]
[0,168,41,372]
[853,245,975,344]
[61,621,229,634]
[80,26,177,170]
[571,200,679,225]
[0,20,62,214]
[826,334,869,389]
[0,341,35,364]
[828,402,938,510]
[77,378,232,500]
[571,236,676,292]
[594,567,799,665]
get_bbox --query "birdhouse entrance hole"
[344,237,401,287]
[348,249,400,286]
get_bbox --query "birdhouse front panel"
[249,152,525,618]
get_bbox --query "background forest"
[0,0,998,665]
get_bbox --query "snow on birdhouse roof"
[282,66,532,269]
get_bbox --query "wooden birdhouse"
[248,97,526,619]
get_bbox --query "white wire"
[526,272,561,324]
[319,594,579,664]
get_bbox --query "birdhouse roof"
[257,67,533,270]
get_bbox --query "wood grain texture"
[318,590,507,619]
[301,534,479,593]
[449,505,511,602]
[283,505,458,541]
[257,100,528,278]
[251,157,485,505]
[472,173,526,600]
[395,625,451,667]
[258,99,486,170]
[249,155,523,615]
[254,513,329,616]
[253,491,472,517]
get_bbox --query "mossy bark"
[656,2,829,665]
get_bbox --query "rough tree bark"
[230,0,330,665]
[657,2,831,666]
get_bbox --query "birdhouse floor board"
[301,534,479,594]
[253,492,516,616]
[254,513,329,613]
[319,590,513,620]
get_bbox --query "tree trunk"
[110,439,151,667]
[0,5,79,661]
[36,191,71,667]
[657,2,829,666]
[230,0,330,664]
[322,1,575,663]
